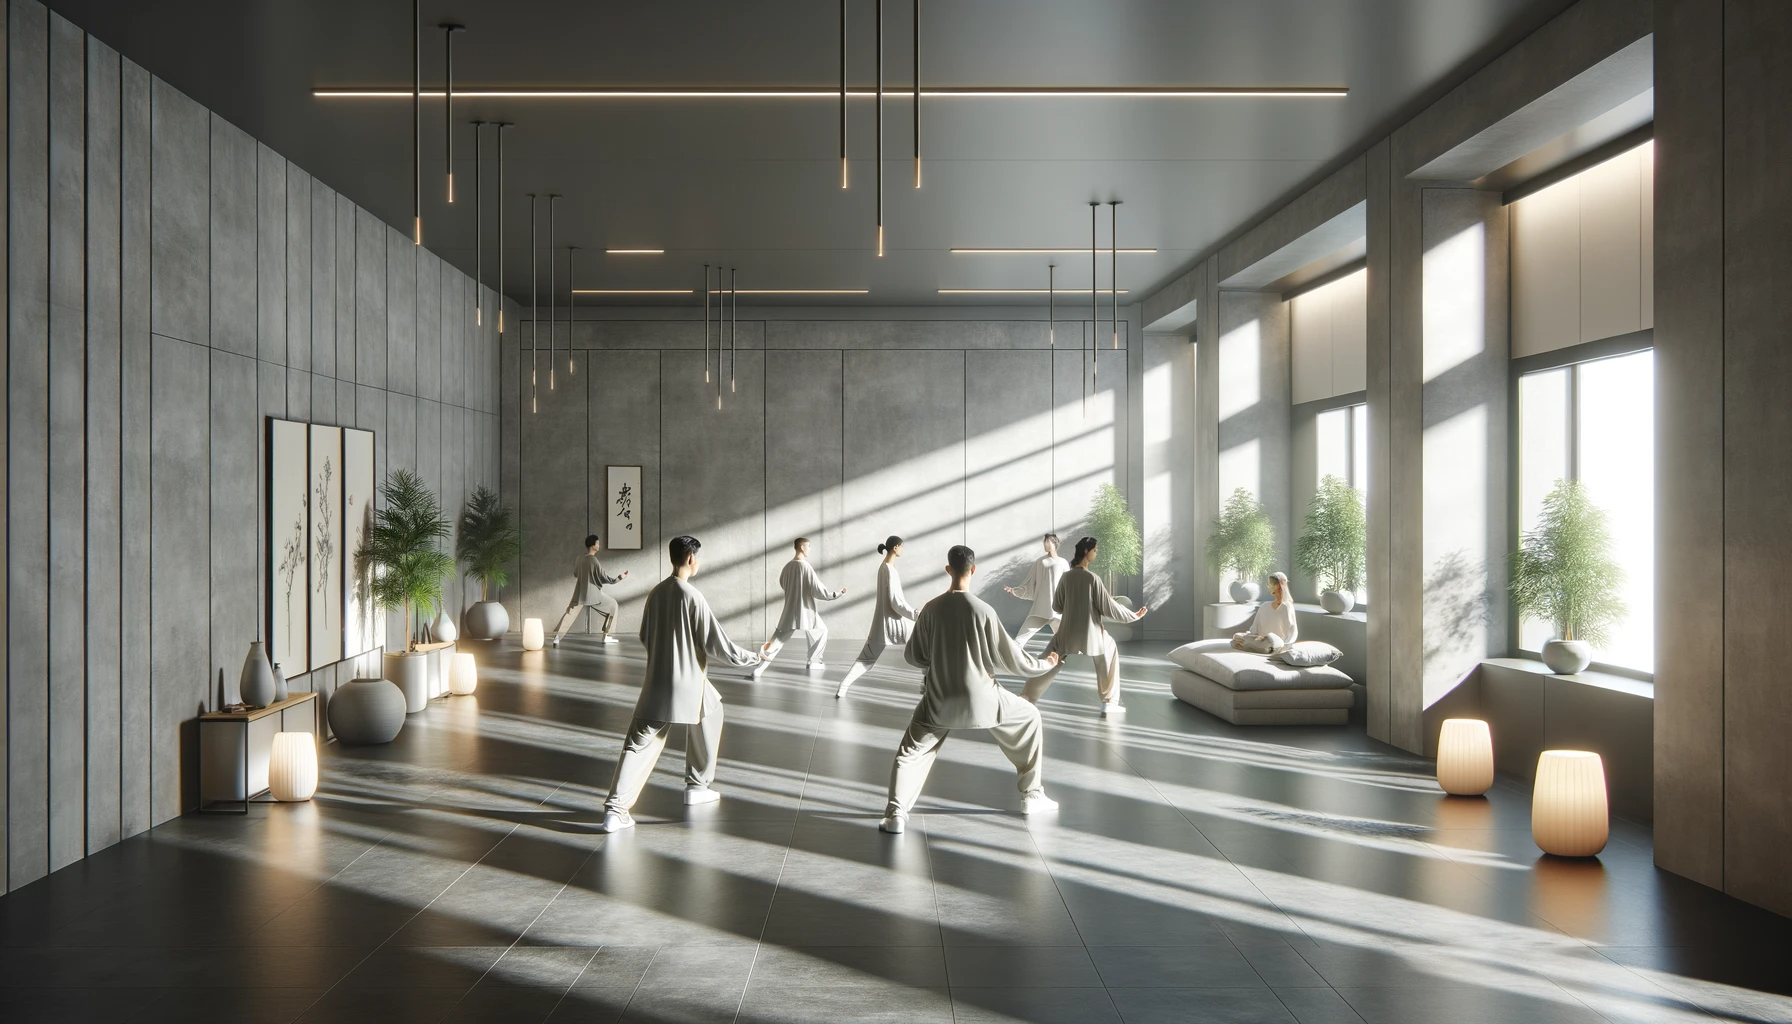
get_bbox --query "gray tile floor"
[3,639,1790,1023]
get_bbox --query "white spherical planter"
[384,651,430,713]
[450,653,479,695]
[1229,580,1261,604]
[269,732,318,802]
[1436,719,1494,796]
[463,601,510,640]
[327,678,406,745]
[1320,590,1356,615]
[1532,750,1608,857]
[1541,639,1592,674]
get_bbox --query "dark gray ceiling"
[46,0,1572,306]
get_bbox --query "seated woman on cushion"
[1232,572,1297,654]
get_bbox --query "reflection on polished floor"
[2,639,1789,1024]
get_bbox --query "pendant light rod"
[567,246,577,376]
[412,0,421,244]
[472,121,484,325]
[704,263,712,384]
[913,0,920,188]
[1110,199,1120,349]
[548,195,560,391]
[1088,201,1098,413]
[731,267,738,393]
[1048,263,1055,348]
[716,267,724,410]
[496,123,511,334]
[443,24,464,203]
[839,0,847,189]
[876,0,883,257]
[529,193,538,412]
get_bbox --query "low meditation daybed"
[1168,639,1355,725]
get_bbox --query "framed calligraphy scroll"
[606,465,643,550]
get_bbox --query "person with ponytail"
[1021,536,1148,715]
[836,536,919,697]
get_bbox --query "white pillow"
[1273,641,1343,667]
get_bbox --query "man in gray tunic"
[880,545,1062,835]
[552,534,629,646]
[751,537,846,678]
[601,535,759,834]
[1004,533,1069,649]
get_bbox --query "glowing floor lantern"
[268,732,318,802]
[1436,719,1494,796]
[1532,750,1608,857]
[450,652,479,695]
[521,618,545,651]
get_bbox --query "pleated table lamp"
[269,732,318,802]
[1436,719,1494,796]
[450,652,479,695]
[1532,750,1608,857]
[522,618,545,651]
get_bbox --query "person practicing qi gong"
[881,544,1062,835]
[835,535,919,698]
[752,536,846,678]
[1022,536,1148,715]
[600,535,760,834]
[1004,533,1070,649]
[552,534,629,647]
[1231,571,1297,653]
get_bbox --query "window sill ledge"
[1481,657,1654,700]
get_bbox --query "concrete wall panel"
[966,349,1056,633]
[416,251,440,402]
[385,228,415,396]
[150,336,210,822]
[585,350,663,628]
[285,168,311,373]
[355,210,386,388]
[210,351,259,703]
[149,79,207,346]
[765,350,846,634]
[208,115,255,357]
[310,183,336,379]
[118,56,153,841]
[256,144,286,366]
[518,355,587,627]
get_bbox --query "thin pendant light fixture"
[528,193,538,412]
[703,263,712,384]
[567,246,577,376]
[472,121,484,325]
[1088,201,1098,413]
[548,195,559,391]
[839,0,847,189]
[730,267,738,393]
[876,0,883,257]
[1110,200,1120,349]
[1048,263,1055,348]
[913,0,920,188]
[443,24,464,202]
[496,123,511,334]
[716,267,725,410]
[411,0,422,244]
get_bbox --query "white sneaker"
[1022,793,1060,815]
[550,636,561,647]
[807,661,826,671]
[834,682,853,698]
[1101,701,1126,715]
[684,785,721,806]
[749,661,769,680]
[602,809,635,833]
[879,814,907,834]
[601,635,619,645]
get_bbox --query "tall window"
[1316,402,1368,603]
[1516,349,1654,673]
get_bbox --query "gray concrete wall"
[1215,291,1293,595]
[503,318,1139,648]
[1,0,503,892]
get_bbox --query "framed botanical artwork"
[268,420,311,676]
[606,465,643,550]
[342,428,380,659]
[308,425,344,668]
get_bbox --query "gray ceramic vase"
[1320,590,1356,614]
[1541,639,1593,675]
[327,678,407,744]
[1229,580,1261,604]
[272,662,289,703]
[240,641,276,707]
[463,601,510,640]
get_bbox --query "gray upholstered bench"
[1167,639,1355,725]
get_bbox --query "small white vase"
[1320,590,1356,615]
[432,609,459,644]
[1541,639,1592,675]
[271,662,289,703]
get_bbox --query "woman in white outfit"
[1021,537,1148,715]
[836,536,918,697]
[1231,571,1297,653]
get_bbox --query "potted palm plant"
[456,485,521,640]
[1296,475,1366,613]
[1208,488,1276,603]
[1085,484,1144,638]
[358,469,455,711]
[1509,479,1626,674]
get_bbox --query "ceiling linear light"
[315,86,1347,99]
[605,248,664,254]
[937,288,1127,295]
[574,288,868,295]
[496,122,512,334]
[875,0,883,257]
[528,193,538,412]
[443,23,465,203]
[913,0,920,189]
[567,246,577,376]
[548,194,560,391]
[951,247,1154,254]
[472,120,484,325]
[576,289,699,295]
[703,264,712,384]
[839,0,847,189]
[1110,199,1120,349]
[411,0,421,244]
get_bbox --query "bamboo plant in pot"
[456,485,521,640]
[1085,484,1144,638]
[1509,479,1626,674]
[1296,475,1366,614]
[1208,488,1276,603]
[359,469,455,712]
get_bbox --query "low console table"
[199,692,319,813]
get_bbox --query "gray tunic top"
[1012,554,1070,620]
[631,575,757,723]
[774,558,843,633]
[1048,566,1139,656]
[870,562,919,645]
[568,552,622,606]
[904,590,1053,729]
